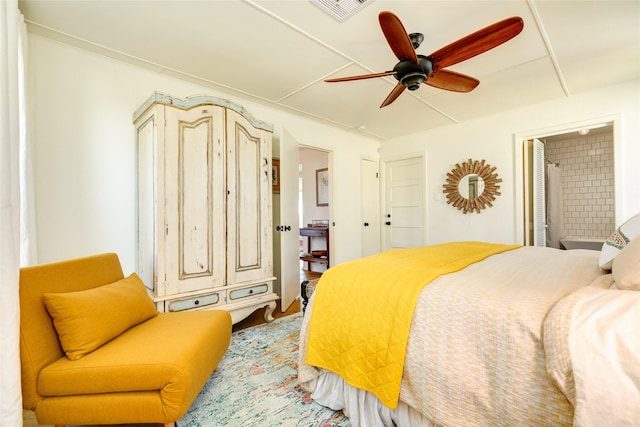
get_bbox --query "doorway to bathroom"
[519,120,616,249]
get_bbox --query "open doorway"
[299,147,330,277]
[272,129,334,314]
[519,120,616,249]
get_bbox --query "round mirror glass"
[458,174,485,199]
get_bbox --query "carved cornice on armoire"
[133,92,274,133]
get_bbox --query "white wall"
[26,33,640,271]
[299,148,329,227]
[27,34,379,273]
[380,80,640,245]
[299,148,329,273]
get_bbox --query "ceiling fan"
[325,11,524,108]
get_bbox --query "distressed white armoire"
[133,93,277,324]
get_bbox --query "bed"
[298,237,640,427]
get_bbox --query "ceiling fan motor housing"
[393,56,433,90]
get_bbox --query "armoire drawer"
[229,284,269,301]
[167,293,220,312]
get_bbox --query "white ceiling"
[19,0,640,141]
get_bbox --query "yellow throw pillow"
[43,273,158,360]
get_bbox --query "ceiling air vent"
[311,0,376,22]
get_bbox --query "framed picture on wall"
[316,168,328,206]
[272,159,280,193]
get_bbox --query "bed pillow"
[599,213,640,270]
[43,273,158,360]
[568,287,640,426]
[612,237,640,291]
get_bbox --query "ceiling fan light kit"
[401,72,426,90]
[325,11,524,108]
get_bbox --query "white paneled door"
[383,156,424,250]
[277,128,301,311]
[532,139,547,247]
[361,158,380,257]
[523,139,547,247]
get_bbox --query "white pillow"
[569,287,640,426]
[612,237,640,291]
[599,213,640,270]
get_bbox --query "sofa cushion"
[19,253,125,410]
[43,273,158,360]
[38,311,231,405]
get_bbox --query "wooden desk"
[299,226,329,270]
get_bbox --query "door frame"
[299,144,334,266]
[513,114,622,245]
[273,127,334,311]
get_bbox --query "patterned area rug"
[179,312,350,427]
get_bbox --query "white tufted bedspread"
[299,246,606,427]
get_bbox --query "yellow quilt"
[305,241,520,409]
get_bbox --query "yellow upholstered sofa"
[20,253,232,427]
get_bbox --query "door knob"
[364,222,369,226]
[385,221,391,226]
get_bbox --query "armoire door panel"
[178,117,214,279]
[165,106,226,294]
[226,110,272,284]
[136,114,157,293]
[234,123,260,271]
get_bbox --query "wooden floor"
[231,295,301,332]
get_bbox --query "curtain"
[1,0,33,423]
[18,4,36,267]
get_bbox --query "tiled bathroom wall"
[544,130,615,240]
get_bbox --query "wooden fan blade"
[379,11,417,63]
[325,71,396,83]
[380,84,406,108]
[426,70,479,93]
[429,17,524,69]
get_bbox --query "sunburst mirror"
[443,159,502,214]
